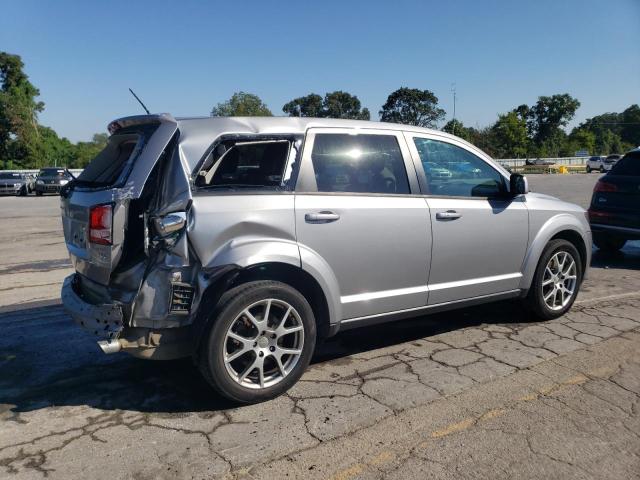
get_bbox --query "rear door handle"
[436,210,462,220]
[305,211,340,223]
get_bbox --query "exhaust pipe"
[97,339,122,354]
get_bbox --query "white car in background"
[586,155,621,173]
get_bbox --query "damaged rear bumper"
[62,273,194,360]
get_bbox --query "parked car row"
[0,168,74,196]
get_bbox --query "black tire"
[593,233,626,252]
[525,239,583,320]
[36,191,43,196]
[18,185,27,196]
[586,166,591,173]
[199,280,316,404]
[600,166,605,173]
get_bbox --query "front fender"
[520,213,591,290]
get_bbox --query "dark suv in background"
[588,148,640,251]
[35,168,73,195]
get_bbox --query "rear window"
[609,152,640,176]
[76,124,157,187]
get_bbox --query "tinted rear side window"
[610,152,640,176]
[311,134,410,194]
[77,124,158,187]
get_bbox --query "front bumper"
[36,184,63,194]
[0,185,22,195]
[61,274,124,340]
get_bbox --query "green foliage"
[282,91,370,119]
[379,87,445,128]
[0,52,107,169]
[490,112,529,158]
[442,119,475,142]
[211,91,272,117]
[0,51,45,168]
[528,94,580,145]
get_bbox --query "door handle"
[436,210,462,220]
[305,211,340,223]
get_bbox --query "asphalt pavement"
[1,174,639,479]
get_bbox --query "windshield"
[39,169,67,177]
[0,173,21,180]
[76,123,158,187]
[609,152,640,176]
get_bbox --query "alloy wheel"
[541,251,577,311]
[223,298,304,389]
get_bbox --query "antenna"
[128,88,150,115]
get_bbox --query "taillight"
[593,180,618,192]
[89,204,112,245]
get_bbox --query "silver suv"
[61,114,591,403]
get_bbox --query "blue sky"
[2,0,639,142]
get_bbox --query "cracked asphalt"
[1,175,640,479]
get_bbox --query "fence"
[0,169,84,176]
[496,157,588,168]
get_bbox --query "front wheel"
[586,166,591,173]
[199,281,316,404]
[525,239,582,320]
[36,190,43,196]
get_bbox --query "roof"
[110,114,499,173]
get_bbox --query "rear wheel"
[525,239,582,320]
[199,281,316,404]
[593,233,626,252]
[599,166,605,173]
[586,166,591,173]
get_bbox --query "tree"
[442,119,474,142]
[490,112,529,158]
[379,87,445,128]
[0,51,45,168]
[564,128,596,156]
[323,91,370,120]
[528,94,580,146]
[282,91,370,119]
[211,92,272,117]
[73,133,108,168]
[620,104,640,147]
[282,94,324,117]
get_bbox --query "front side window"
[311,133,410,194]
[413,138,505,197]
[196,139,292,190]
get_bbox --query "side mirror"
[509,173,529,196]
[153,212,187,237]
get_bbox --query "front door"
[405,133,529,305]
[295,128,432,320]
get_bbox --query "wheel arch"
[520,214,591,290]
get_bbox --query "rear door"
[295,128,431,320]
[405,132,529,305]
[61,115,178,285]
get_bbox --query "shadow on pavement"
[3,242,638,415]
[1,300,533,415]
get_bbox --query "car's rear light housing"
[89,204,113,245]
[587,208,610,222]
[593,180,618,193]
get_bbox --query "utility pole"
[451,83,457,135]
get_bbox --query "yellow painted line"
[329,463,364,480]
[431,418,475,438]
[479,408,506,421]
[369,450,395,466]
